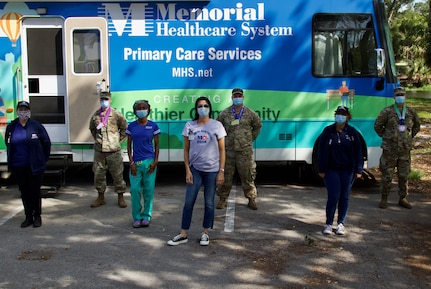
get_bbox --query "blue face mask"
[136,110,148,119]
[395,96,405,104]
[233,98,244,106]
[197,107,210,117]
[335,114,347,124]
[100,100,110,109]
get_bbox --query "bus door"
[64,17,109,144]
[21,17,67,143]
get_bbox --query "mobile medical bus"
[0,0,399,174]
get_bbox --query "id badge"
[189,134,195,141]
[398,125,406,132]
[96,123,104,130]
[231,119,240,126]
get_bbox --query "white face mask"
[18,110,31,120]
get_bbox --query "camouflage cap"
[394,87,406,96]
[232,88,243,95]
[99,91,112,99]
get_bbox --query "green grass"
[407,96,431,124]
[408,169,423,180]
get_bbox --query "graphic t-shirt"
[182,119,226,172]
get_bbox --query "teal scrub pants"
[129,159,157,221]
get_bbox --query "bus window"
[72,29,101,73]
[313,14,377,77]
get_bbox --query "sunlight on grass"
[409,169,423,180]
[407,97,431,123]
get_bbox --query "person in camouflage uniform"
[374,87,421,209]
[89,91,128,208]
[216,88,262,210]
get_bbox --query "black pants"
[12,166,43,219]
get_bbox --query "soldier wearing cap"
[216,88,262,210]
[374,87,421,209]
[89,91,128,208]
[5,101,51,228]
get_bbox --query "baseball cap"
[17,101,30,109]
[335,105,349,115]
[394,87,406,96]
[232,88,243,95]
[99,91,112,99]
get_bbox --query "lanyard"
[231,105,244,120]
[99,107,111,126]
[393,104,406,121]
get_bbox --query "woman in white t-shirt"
[167,96,226,246]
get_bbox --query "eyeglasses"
[100,98,109,101]
[197,104,209,108]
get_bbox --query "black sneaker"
[167,233,188,246]
[21,218,33,228]
[33,216,42,228]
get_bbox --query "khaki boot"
[248,198,258,210]
[379,194,388,209]
[398,197,412,209]
[91,193,106,208]
[216,198,227,209]
[118,193,127,208]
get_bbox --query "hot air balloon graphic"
[0,11,22,47]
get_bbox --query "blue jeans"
[324,170,355,226]
[181,166,218,230]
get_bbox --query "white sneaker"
[336,223,346,235]
[322,224,333,235]
[200,233,209,246]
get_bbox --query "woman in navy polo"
[5,101,51,228]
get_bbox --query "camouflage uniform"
[89,107,128,196]
[374,104,420,200]
[216,105,262,202]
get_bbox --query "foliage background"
[385,0,431,87]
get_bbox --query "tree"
[385,0,415,23]
[386,0,431,86]
[426,0,431,67]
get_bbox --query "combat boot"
[379,194,388,209]
[216,198,227,209]
[248,198,258,210]
[118,193,127,208]
[398,197,412,209]
[90,193,106,208]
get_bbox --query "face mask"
[136,110,148,119]
[100,100,110,109]
[335,114,347,124]
[18,110,31,120]
[197,107,210,117]
[233,98,244,106]
[395,96,405,104]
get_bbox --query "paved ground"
[0,164,430,289]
